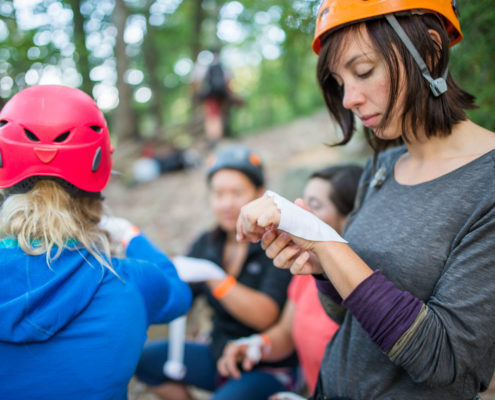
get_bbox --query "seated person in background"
[217,164,363,398]
[0,85,192,400]
[134,144,297,400]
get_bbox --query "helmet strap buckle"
[429,77,448,97]
[385,14,449,98]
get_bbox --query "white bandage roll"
[163,316,187,380]
[265,191,346,243]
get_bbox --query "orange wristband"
[120,225,140,247]
[212,275,236,299]
[260,334,272,360]
[260,333,271,347]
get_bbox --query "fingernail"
[281,232,290,241]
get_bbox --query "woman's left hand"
[236,194,282,243]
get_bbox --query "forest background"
[1,3,495,398]
[1,0,494,150]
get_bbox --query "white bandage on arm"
[172,256,227,283]
[265,190,346,243]
[232,334,271,363]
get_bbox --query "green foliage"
[450,0,495,130]
[0,0,61,102]
[0,0,493,139]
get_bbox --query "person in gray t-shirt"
[235,1,495,399]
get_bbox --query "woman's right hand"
[261,228,325,275]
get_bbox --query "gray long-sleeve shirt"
[318,145,495,400]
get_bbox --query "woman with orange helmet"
[236,1,495,399]
[0,85,192,399]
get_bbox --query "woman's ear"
[428,28,442,47]
[427,29,442,68]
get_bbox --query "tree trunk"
[188,0,205,127]
[143,0,166,141]
[113,0,138,142]
[68,0,93,95]
[191,0,204,61]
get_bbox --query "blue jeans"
[135,340,290,400]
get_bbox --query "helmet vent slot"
[90,125,102,132]
[92,147,102,172]
[0,120,7,127]
[24,129,40,142]
[54,131,70,143]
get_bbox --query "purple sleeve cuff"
[314,274,343,304]
[342,270,423,352]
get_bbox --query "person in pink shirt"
[217,164,362,396]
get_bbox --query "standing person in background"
[217,165,363,397]
[191,49,243,146]
[0,85,192,399]
[135,145,297,400]
[236,1,495,399]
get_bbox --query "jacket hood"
[0,240,105,343]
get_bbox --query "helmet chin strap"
[385,14,448,97]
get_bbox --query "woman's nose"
[342,83,365,110]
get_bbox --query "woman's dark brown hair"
[317,13,477,152]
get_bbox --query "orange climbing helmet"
[312,0,462,54]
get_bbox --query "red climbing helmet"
[0,85,113,193]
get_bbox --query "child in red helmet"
[0,85,192,399]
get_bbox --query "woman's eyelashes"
[330,67,373,91]
[357,68,373,79]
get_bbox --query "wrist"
[121,225,140,247]
[259,333,272,359]
[212,275,236,299]
[312,240,345,259]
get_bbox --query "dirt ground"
[104,110,495,399]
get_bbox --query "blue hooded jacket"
[0,234,192,399]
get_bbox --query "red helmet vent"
[53,131,70,143]
[92,147,102,172]
[24,129,40,142]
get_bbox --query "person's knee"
[134,341,169,386]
